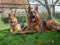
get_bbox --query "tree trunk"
[52,5,55,18]
[45,0,52,20]
[37,0,59,20]
[45,6,52,20]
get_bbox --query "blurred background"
[0,0,60,21]
[0,0,60,28]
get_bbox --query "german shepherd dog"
[45,20,60,32]
[8,13,21,33]
[18,6,42,34]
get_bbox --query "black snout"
[30,15,35,19]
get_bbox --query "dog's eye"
[30,12,32,14]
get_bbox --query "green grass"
[0,17,60,45]
[52,18,60,25]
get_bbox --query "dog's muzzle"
[30,15,36,19]
[30,15,36,21]
[10,21,14,26]
[11,21,13,23]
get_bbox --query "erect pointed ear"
[13,13,16,17]
[8,13,11,18]
[28,6,32,13]
[35,6,38,12]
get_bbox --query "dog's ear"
[8,13,11,18]
[13,14,16,17]
[35,6,38,12]
[28,6,32,13]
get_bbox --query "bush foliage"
[1,15,27,23]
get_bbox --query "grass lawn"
[0,18,60,45]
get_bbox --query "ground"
[0,18,60,45]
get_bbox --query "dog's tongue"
[32,19,35,21]
[11,23,14,25]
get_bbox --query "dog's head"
[8,13,18,26]
[28,6,38,22]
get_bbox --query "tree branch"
[36,0,45,6]
[45,0,48,5]
[54,0,59,4]
[44,0,52,19]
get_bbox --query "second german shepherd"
[8,13,21,33]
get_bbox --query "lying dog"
[17,6,42,34]
[45,20,60,32]
[8,13,21,33]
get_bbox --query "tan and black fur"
[45,20,60,32]
[18,6,42,34]
[8,13,21,33]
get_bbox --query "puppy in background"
[8,13,21,33]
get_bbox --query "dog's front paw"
[10,29,13,32]
[16,31,25,35]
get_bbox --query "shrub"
[1,17,8,23]
[1,15,27,23]
[54,12,60,19]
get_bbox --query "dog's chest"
[11,24,21,31]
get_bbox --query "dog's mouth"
[30,15,36,21]
[10,21,14,25]
[32,19,35,21]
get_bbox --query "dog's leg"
[17,22,41,34]
[10,28,13,32]
[29,22,40,29]
[22,22,39,31]
[51,29,56,32]
[17,29,37,34]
